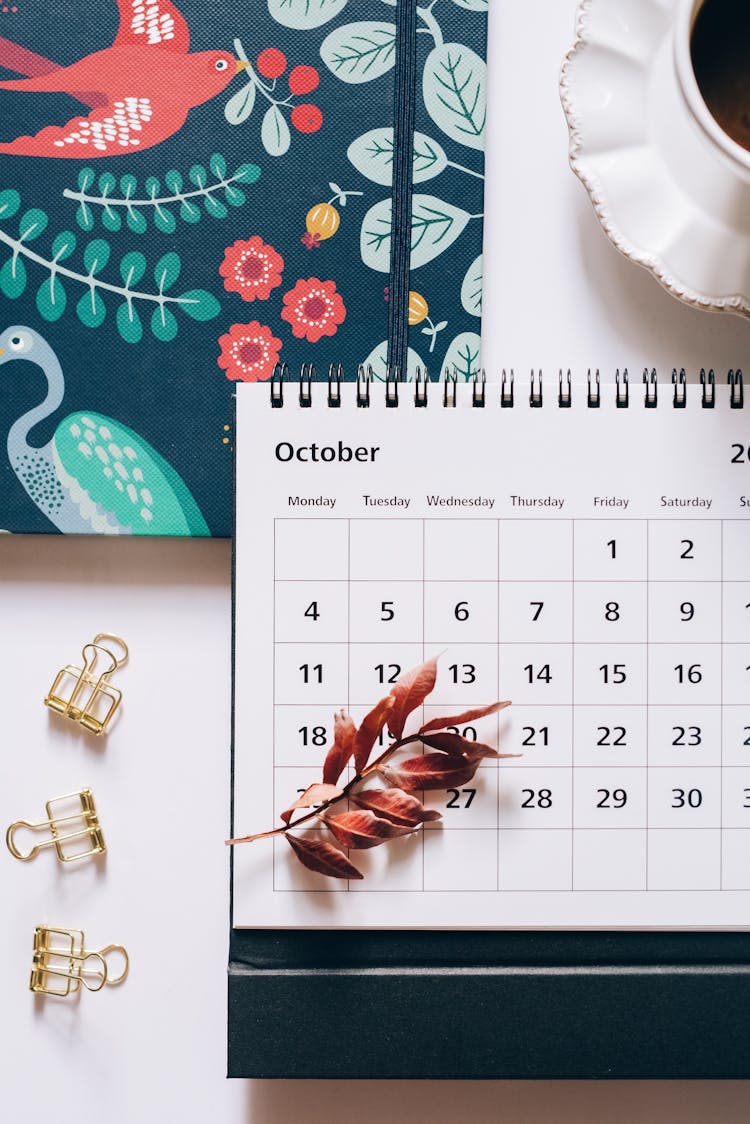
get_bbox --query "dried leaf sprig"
[227,656,514,880]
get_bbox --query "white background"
[3,0,750,1119]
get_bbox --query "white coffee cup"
[674,0,750,185]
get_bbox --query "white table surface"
[3,0,750,1119]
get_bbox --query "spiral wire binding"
[357,365,371,408]
[701,368,716,409]
[385,368,399,408]
[268,364,745,409]
[501,369,514,408]
[299,363,314,408]
[729,369,745,408]
[472,369,486,408]
[443,371,457,408]
[270,362,285,408]
[559,370,572,408]
[328,363,342,408]
[673,368,687,408]
[588,369,601,408]
[530,370,543,408]
[616,369,629,409]
[414,367,429,407]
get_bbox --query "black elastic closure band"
[386,0,418,380]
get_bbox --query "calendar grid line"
[421,518,426,893]
[346,518,351,893]
[571,519,576,891]
[272,519,278,893]
[270,517,750,900]
[496,518,501,892]
[273,517,749,525]
[273,763,730,771]
[266,822,734,831]
[271,640,731,647]
[272,702,737,708]
[720,521,724,891]
[274,578,742,585]
[271,885,750,894]
[645,520,650,889]
[346,518,351,716]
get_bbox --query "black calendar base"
[227,929,750,1078]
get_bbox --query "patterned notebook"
[0,0,487,536]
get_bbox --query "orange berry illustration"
[408,291,429,325]
[306,202,341,242]
[300,186,363,249]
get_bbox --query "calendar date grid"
[271,517,749,894]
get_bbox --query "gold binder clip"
[30,926,129,997]
[6,789,105,863]
[45,633,128,734]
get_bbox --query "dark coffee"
[691,0,750,152]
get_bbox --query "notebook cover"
[0,0,487,536]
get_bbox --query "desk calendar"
[231,376,750,932]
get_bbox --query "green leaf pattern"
[440,332,481,381]
[348,128,450,186]
[360,194,472,272]
[461,255,482,317]
[423,44,487,151]
[361,338,425,381]
[269,0,348,29]
[336,1,487,374]
[63,156,260,233]
[261,105,291,157]
[0,189,222,342]
[320,21,397,83]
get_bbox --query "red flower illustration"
[280,277,346,342]
[217,321,282,382]
[220,236,284,302]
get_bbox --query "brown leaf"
[380,753,479,792]
[387,656,439,740]
[349,787,442,826]
[420,732,522,762]
[353,694,395,774]
[464,746,522,762]
[323,810,416,849]
[419,700,512,736]
[421,731,496,757]
[281,783,343,825]
[286,832,363,880]
[322,710,357,785]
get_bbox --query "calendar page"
[232,381,750,929]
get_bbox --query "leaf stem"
[446,160,485,180]
[417,1,444,48]
[226,733,422,845]
[0,228,202,308]
[62,171,250,211]
[234,37,294,109]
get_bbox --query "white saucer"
[560,0,750,318]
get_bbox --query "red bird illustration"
[0,0,246,158]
